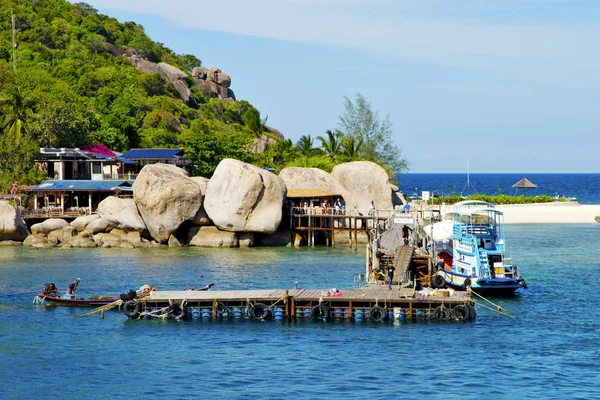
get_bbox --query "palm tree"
[0,85,32,143]
[271,138,296,166]
[317,129,342,162]
[340,136,364,160]
[296,134,316,156]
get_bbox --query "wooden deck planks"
[145,287,470,305]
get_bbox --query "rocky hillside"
[0,0,279,188]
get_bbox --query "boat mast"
[460,160,478,196]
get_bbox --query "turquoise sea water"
[1,224,599,399]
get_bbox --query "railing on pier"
[285,208,385,249]
[101,173,138,180]
[20,207,92,220]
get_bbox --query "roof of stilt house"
[512,177,537,189]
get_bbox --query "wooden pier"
[285,211,381,249]
[124,286,475,322]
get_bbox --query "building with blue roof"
[26,147,188,218]
[120,148,187,168]
[25,180,134,218]
[36,148,137,181]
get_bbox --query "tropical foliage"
[426,194,556,205]
[0,0,270,188]
[0,0,409,191]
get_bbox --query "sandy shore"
[496,203,600,224]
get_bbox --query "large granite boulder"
[66,231,97,248]
[331,161,395,212]
[192,66,236,101]
[128,55,198,108]
[0,200,28,241]
[93,232,135,249]
[133,164,202,243]
[97,196,146,232]
[85,218,110,234]
[23,233,55,248]
[251,135,277,153]
[190,177,211,226]
[188,226,238,247]
[31,218,69,235]
[279,167,354,208]
[70,214,100,231]
[204,159,286,233]
[48,226,78,244]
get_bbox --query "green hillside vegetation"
[0,0,407,193]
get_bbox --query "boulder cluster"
[127,54,235,106]
[0,159,398,249]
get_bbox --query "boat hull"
[37,294,120,307]
[438,270,526,296]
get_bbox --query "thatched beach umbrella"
[512,177,537,196]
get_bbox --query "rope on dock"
[469,289,514,318]
[73,299,123,317]
[138,304,170,319]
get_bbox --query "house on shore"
[23,147,186,219]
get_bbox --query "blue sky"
[85,0,599,173]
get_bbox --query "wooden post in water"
[308,213,312,247]
[331,215,335,247]
[353,217,358,250]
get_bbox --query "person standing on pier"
[368,201,376,216]
[402,225,412,246]
[368,201,376,228]
[387,266,395,290]
[334,198,342,215]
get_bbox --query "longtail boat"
[33,282,120,307]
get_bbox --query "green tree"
[0,84,42,191]
[264,138,297,169]
[296,134,316,156]
[242,107,262,137]
[317,129,342,162]
[0,84,33,143]
[29,98,99,148]
[180,54,202,74]
[180,120,256,177]
[339,136,364,161]
[337,93,408,174]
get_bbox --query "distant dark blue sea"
[1,226,600,399]
[396,173,600,204]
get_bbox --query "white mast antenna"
[461,159,478,196]
[11,9,17,71]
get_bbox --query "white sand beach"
[496,203,600,224]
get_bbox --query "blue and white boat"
[425,200,527,295]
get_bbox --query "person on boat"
[66,278,81,298]
[387,265,395,290]
[402,225,412,246]
[43,283,58,296]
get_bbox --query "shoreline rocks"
[0,200,29,241]
[1,159,396,249]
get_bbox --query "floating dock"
[122,286,475,322]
